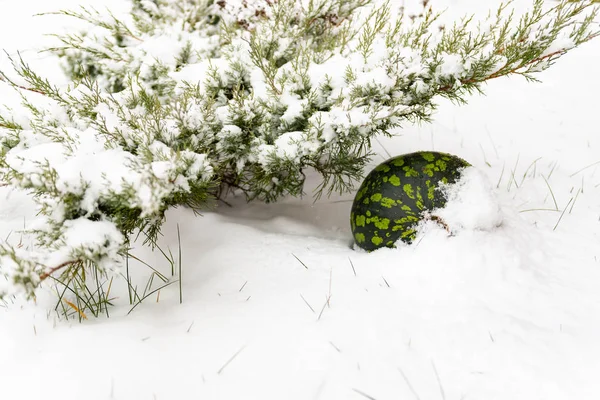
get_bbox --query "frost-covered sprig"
[0,61,214,300]
[172,0,599,199]
[42,0,600,202]
[46,0,279,94]
[0,0,598,306]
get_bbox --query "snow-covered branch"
[0,0,598,304]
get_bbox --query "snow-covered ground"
[1,1,600,399]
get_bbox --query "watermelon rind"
[350,151,471,251]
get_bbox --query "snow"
[274,131,305,159]
[354,66,396,91]
[541,33,577,58]
[171,59,229,93]
[2,0,600,399]
[6,126,138,214]
[53,218,125,269]
[435,167,504,231]
[280,92,308,124]
[437,53,469,80]
[307,54,351,98]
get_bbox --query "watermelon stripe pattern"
[351,151,471,251]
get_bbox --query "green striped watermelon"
[350,151,471,251]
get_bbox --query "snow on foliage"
[0,0,598,306]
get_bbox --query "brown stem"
[39,260,81,281]
[441,33,600,92]
[0,75,46,96]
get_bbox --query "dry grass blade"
[569,188,581,214]
[348,257,357,276]
[507,154,520,191]
[553,197,574,231]
[64,299,88,320]
[570,160,600,177]
[398,367,422,400]
[542,175,559,210]
[317,295,332,321]
[177,223,182,304]
[382,276,391,288]
[127,281,177,315]
[519,208,560,213]
[329,341,342,353]
[291,253,308,269]
[187,321,194,333]
[300,294,316,314]
[496,162,505,189]
[352,388,377,400]
[520,157,542,186]
[431,361,446,400]
[217,346,246,375]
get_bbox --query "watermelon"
[350,151,471,251]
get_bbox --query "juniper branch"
[1,0,598,311]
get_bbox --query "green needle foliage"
[0,0,598,312]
